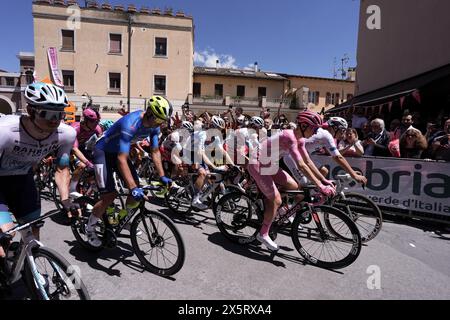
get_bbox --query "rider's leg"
[319,166,329,177]
[0,217,14,258]
[194,167,207,193]
[70,161,86,193]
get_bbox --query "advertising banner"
[311,155,450,217]
[47,47,64,87]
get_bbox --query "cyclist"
[69,108,103,194]
[87,96,173,247]
[247,111,335,251]
[0,82,79,257]
[305,116,367,185]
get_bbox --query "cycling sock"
[260,222,272,237]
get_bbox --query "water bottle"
[107,205,119,226]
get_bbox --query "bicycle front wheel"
[291,205,361,269]
[131,210,185,276]
[24,247,90,300]
[330,192,383,242]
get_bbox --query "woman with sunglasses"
[87,96,173,247]
[69,108,103,194]
[399,128,428,159]
[0,82,79,257]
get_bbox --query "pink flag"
[47,47,64,87]
[388,101,393,113]
[412,90,421,104]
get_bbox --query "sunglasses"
[35,109,66,121]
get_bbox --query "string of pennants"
[333,89,421,117]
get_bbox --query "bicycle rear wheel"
[291,205,361,269]
[24,247,90,300]
[131,210,185,276]
[214,192,263,245]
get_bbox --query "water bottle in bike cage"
[107,205,120,226]
[19,227,35,245]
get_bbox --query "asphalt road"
[6,196,450,300]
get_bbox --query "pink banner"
[412,90,421,104]
[47,47,64,87]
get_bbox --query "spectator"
[430,119,450,161]
[411,111,426,134]
[399,113,415,136]
[399,128,428,159]
[362,118,391,157]
[389,119,401,140]
[235,107,245,123]
[351,107,368,138]
[338,128,364,157]
[360,121,371,140]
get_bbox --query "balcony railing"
[193,96,224,105]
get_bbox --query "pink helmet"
[296,111,323,128]
[83,108,100,121]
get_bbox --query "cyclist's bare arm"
[332,154,367,184]
[72,147,89,165]
[117,152,138,190]
[150,147,166,178]
[299,146,328,182]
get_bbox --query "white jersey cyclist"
[304,127,341,157]
[0,115,75,176]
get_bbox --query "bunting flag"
[412,90,421,104]
[388,101,393,113]
[400,96,406,109]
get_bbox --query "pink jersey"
[71,122,103,149]
[253,129,303,165]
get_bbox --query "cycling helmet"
[211,116,225,129]
[146,95,172,121]
[100,119,115,131]
[83,108,100,121]
[250,116,264,128]
[288,122,297,130]
[182,121,194,132]
[327,117,348,130]
[296,110,323,128]
[25,82,68,109]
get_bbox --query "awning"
[328,62,450,113]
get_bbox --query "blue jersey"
[96,111,160,154]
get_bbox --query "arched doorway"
[0,95,16,115]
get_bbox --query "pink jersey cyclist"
[248,130,302,199]
[71,121,103,149]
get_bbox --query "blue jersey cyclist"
[0,82,78,258]
[87,96,173,247]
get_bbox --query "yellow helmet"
[146,95,172,121]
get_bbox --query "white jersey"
[305,127,341,157]
[0,115,76,176]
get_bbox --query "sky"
[0,0,360,78]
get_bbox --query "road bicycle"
[328,174,383,242]
[71,185,185,276]
[215,186,362,269]
[165,165,244,216]
[0,212,90,300]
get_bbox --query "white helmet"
[288,122,297,130]
[25,82,68,109]
[250,116,264,128]
[182,121,194,132]
[211,116,225,129]
[327,117,348,130]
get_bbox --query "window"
[109,34,122,54]
[155,37,167,56]
[62,70,74,92]
[109,73,121,93]
[333,93,340,105]
[193,82,201,97]
[154,75,166,95]
[308,91,320,105]
[5,77,15,87]
[215,84,223,97]
[237,85,245,98]
[325,92,331,106]
[258,87,267,98]
[61,30,74,51]
[25,71,34,84]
